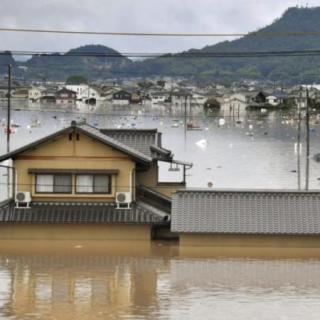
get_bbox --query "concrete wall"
[180,233,320,248]
[0,224,151,240]
[137,162,184,198]
[14,131,135,201]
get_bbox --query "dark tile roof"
[137,185,172,213]
[171,190,320,235]
[80,124,152,163]
[101,129,172,160]
[0,200,169,224]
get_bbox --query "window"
[36,174,72,193]
[76,175,111,194]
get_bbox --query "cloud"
[0,0,319,55]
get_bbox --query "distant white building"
[65,84,104,102]
[191,93,206,105]
[66,84,90,100]
[171,91,192,106]
[28,86,45,102]
[266,92,286,106]
[222,93,248,115]
[150,91,169,104]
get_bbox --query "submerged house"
[111,90,132,105]
[0,121,191,241]
[55,88,77,104]
[172,189,320,248]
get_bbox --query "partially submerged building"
[172,189,320,248]
[0,121,191,240]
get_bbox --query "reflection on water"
[0,241,320,319]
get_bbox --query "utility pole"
[7,64,12,153]
[297,87,302,190]
[184,95,187,139]
[305,88,310,191]
[6,64,12,200]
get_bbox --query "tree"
[137,81,153,89]
[66,75,88,85]
[156,80,166,88]
[204,98,221,111]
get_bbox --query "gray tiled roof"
[171,190,320,235]
[101,129,157,158]
[0,201,169,224]
[101,129,172,160]
[79,125,152,163]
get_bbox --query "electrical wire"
[2,27,320,37]
[4,49,320,58]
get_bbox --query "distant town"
[0,75,318,116]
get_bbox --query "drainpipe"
[129,169,132,200]
[0,164,16,200]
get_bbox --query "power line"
[2,27,320,37]
[4,49,320,58]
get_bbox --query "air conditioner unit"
[15,191,31,208]
[115,192,132,209]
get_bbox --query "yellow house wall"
[0,224,151,240]
[180,233,320,248]
[137,162,184,198]
[14,132,135,201]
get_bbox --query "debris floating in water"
[218,118,225,126]
[195,139,208,149]
[294,143,302,155]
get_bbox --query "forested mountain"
[0,51,16,74]
[3,7,320,83]
[24,45,132,80]
[124,7,320,83]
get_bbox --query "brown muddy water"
[1,241,320,319]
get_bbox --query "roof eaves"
[0,126,73,162]
[174,188,320,194]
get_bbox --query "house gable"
[17,131,133,159]
[0,124,152,164]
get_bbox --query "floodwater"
[1,102,320,319]
[1,100,320,200]
[0,241,320,319]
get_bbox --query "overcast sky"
[1,0,320,57]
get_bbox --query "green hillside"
[124,7,320,83]
[25,45,132,80]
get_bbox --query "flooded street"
[1,102,320,319]
[0,241,320,319]
[1,101,320,199]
